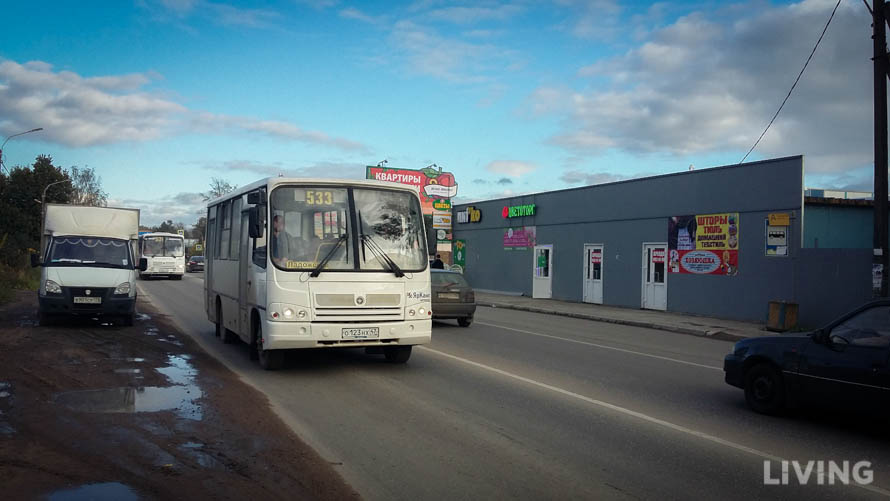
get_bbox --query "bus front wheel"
[255,323,284,370]
[384,345,412,364]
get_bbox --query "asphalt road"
[138,273,890,500]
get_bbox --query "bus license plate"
[74,297,101,304]
[342,327,379,339]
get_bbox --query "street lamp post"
[0,128,43,173]
[38,179,71,258]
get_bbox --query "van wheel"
[256,323,283,370]
[384,345,412,363]
[458,317,473,327]
[122,314,134,327]
[744,364,785,415]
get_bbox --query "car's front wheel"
[744,363,785,415]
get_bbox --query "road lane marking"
[476,321,722,371]
[418,346,890,497]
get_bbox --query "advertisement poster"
[453,240,466,267]
[504,226,536,250]
[366,165,458,214]
[432,212,452,229]
[668,213,739,275]
[765,221,788,256]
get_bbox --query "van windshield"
[47,237,132,269]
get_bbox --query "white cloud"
[203,159,367,179]
[0,59,370,153]
[147,0,280,28]
[111,191,205,227]
[484,160,538,177]
[532,0,872,174]
[552,0,623,40]
[559,169,656,186]
[294,0,339,9]
[339,7,387,24]
[426,5,524,24]
[387,20,523,83]
[0,60,185,147]
[210,4,281,28]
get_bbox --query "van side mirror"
[248,206,264,239]
[138,258,148,272]
[30,253,40,268]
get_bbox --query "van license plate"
[74,297,101,304]
[342,327,379,339]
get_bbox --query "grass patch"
[0,263,39,304]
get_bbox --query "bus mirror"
[248,206,264,238]
[138,258,148,272]
[248,190,266,205]
[30,253,40,268]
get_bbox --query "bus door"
[239,208,250,338]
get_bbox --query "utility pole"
[874,0,889,297]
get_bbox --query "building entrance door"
[532,244,553,299]
[642,243,667,311]
[583,244,603,304]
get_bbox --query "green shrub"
[0,260,39,304]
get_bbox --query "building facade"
[452,156,871,328]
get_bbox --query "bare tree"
[202,177,237,201]
[68,166,108,207]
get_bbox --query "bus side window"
[253,214,267,269]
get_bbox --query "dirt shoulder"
[0,290,360,500]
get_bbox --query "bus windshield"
[269,186,426,272]
[48,237,132,268]
[269,187,352,271]
[143,236,184,257]
[354,189,426,272]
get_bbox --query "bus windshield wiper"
[309,234,347,278]
[360,234,404,278]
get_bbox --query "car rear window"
[192,256,204,262]
[432,272,469,287]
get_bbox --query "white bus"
[138,232,185,279]
[204,178,432,370]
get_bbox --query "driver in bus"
[271,214,294,266]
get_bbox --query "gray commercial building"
[451,156,871,328]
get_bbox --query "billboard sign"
[503,226,536,249]
[668,213,739,275]
[366,165,458,214]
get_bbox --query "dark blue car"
[724,300,890,414]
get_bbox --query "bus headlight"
[418,307,425,316]
[408,309,416,316]
[44,280,62,294]
[114,282,131,295]
[269,303,307,322]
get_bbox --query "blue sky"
[0,0,878,225]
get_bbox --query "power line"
[739,0,844,164]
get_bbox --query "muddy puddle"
[47,482,139,501]
[54,355,202,420]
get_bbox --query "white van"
[33,204,147,326]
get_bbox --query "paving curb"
[476,301,751,342]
